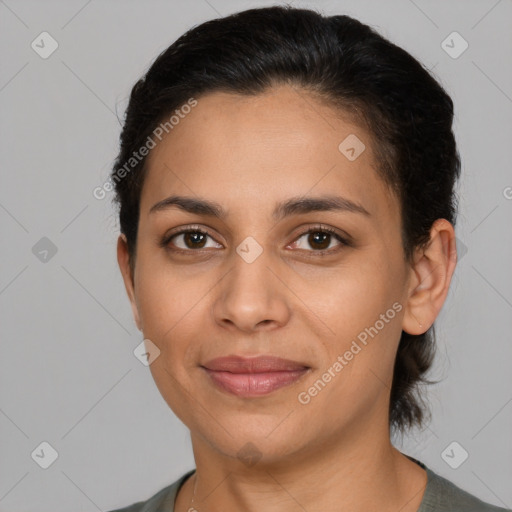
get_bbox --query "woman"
[109,5,509,512]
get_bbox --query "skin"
[117,84,457,512]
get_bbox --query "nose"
[212,247,291,333]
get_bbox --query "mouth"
[201,355,311,397]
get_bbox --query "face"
[119,85,418,465]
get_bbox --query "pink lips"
[201,355,310,397]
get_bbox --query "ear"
[402,219,458,335]
[117,234,142,331]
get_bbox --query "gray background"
[0,0,511,510]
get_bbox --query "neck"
[176,416,427,512]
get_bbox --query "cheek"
[135,263,204,420]
[311,255,405,379]
[315,264,398,335]
[299,292,403,424]
[134,252,217,372]
[134,256,188,348]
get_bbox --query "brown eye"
[290,227,348,253]
[306,231,332,250]
[181,231,208,249]
[161,225,350,256]
[163,228,223,251]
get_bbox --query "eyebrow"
[149,194,370,220]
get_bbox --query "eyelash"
[159,224,351,256]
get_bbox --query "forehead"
[140,85,398,223]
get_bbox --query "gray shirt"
[108,459,511,512]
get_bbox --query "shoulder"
[420,465,511,512]
[106,470,195,512]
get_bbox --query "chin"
[191,418,311,468]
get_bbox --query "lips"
[202,355,309,373]
[201,355,310,397]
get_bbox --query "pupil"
[309,232,329,250]
[185,232,206,248]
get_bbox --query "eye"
[160,224,350,255]
[161,225,222,252]
[288,225,349,254]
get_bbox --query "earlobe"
[402,219,457,335]
[117,234,142,332]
